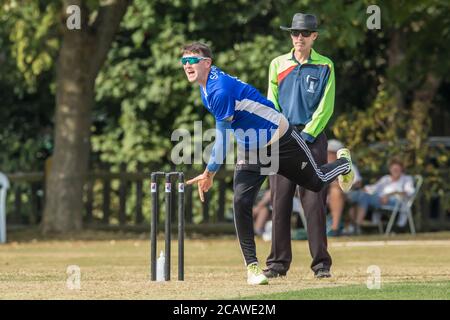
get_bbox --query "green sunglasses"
[181,56,209,65]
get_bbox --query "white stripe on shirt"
[235,99,282,126]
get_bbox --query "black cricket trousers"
[267,131,330,274]
[233,126,350,266]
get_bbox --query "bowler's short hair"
[182,42,213,59]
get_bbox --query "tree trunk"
[407,72,442,168]
[42,35,93,233]
[42,0,130,233]
[386,29,407,133]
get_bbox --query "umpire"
[264,13,335,279]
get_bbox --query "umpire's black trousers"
[267,131,330,274]
[233,126,349,266]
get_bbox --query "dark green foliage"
[1,0,449,220]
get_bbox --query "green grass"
[243,281,450,300]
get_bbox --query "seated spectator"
[326,139,362,236]
[253,189,271,236]
[347,157,415,234]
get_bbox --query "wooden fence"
[5,166,236,228]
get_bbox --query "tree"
[0,1,56,173]
[2,0,449,228]
[39,0,131,233]
[41,0,131,233]
[332,0,450,215]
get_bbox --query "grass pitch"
[244,281,450,300]
[0,230,449,299]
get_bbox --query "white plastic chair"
[376,175,423,235]
[0,172,10,243]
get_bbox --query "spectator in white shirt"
[347,157,415,234]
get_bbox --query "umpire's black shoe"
[314,268,331,279]
[263,268,287,278]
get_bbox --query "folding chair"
[0,172,10,244]
[376,175,423,236]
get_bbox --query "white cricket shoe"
[247,263,269,285]
[337,148,355,193]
